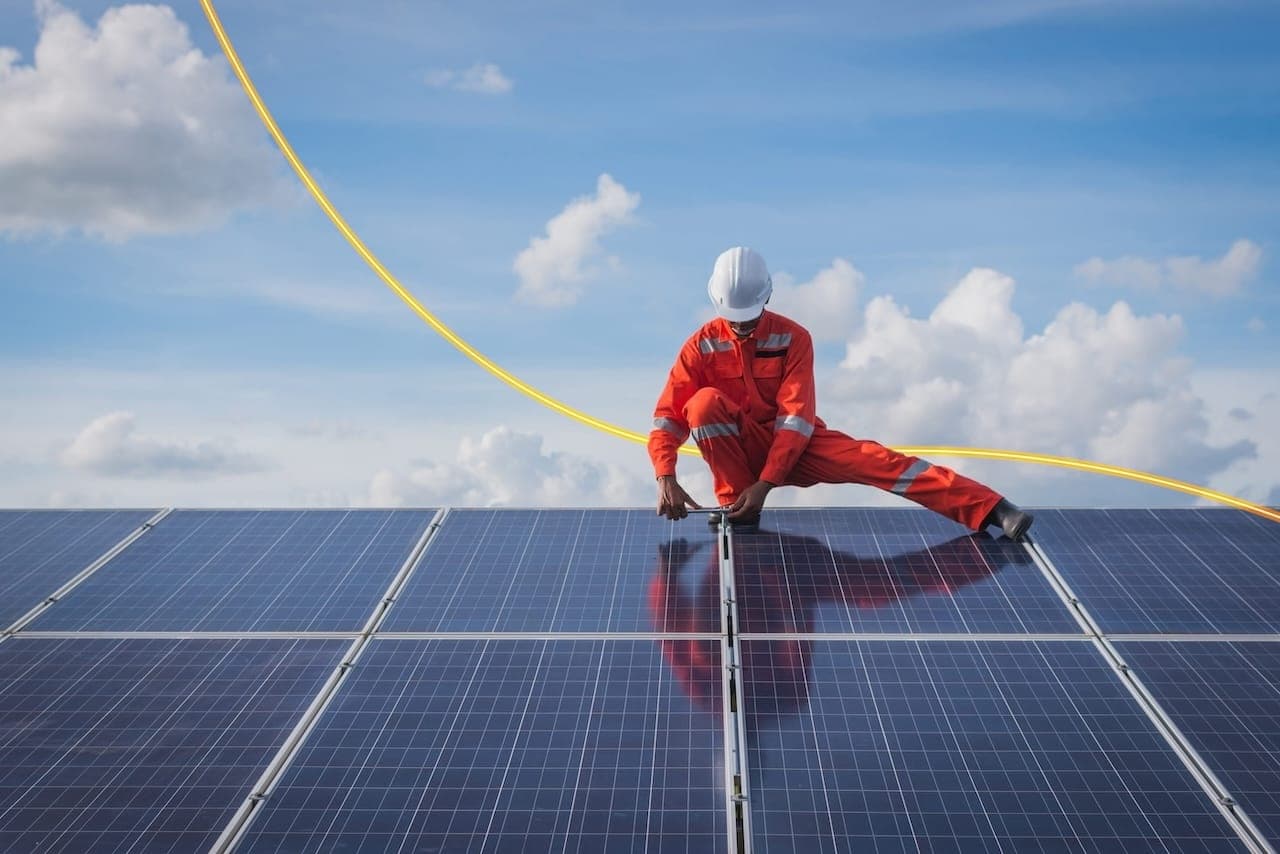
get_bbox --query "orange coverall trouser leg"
[683,387,1002,531]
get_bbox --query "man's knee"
[683,387,733,426]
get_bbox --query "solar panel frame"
[0,636,348,854]
[25,509,437,633]
[382,509,722,634]
[732,508,1080,636]
[741,638,1249,853]
[1116,639,1280,846]
[1031,509,1280,634]
[237,637,729,853]
[0,510,157,630]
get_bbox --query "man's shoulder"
[762,311,813,341]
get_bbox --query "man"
[649,246,1034,540]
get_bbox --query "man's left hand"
[728,480,774,520]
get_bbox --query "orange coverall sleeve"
[760,327,817,486]
[648,338,702,478]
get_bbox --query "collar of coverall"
[719,309,774,343]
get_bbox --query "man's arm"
[650,339,705,519]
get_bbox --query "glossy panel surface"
[0,510,154,628]
[0,637,345,853]
[242,639,727,853]
[1034,509,1280,633]
[30,509,434,632]
[1119,640,1280,843]
[383,509,720,633]
[734,508,1076,634]
[743,639,1245,853]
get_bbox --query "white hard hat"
[707,246,772,322]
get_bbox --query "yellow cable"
[199,0,1278,527]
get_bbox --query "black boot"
[983,498,1034,542]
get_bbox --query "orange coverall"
[648,310,1002,530]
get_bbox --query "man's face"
[728,313,763,339]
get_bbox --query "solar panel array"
[1,506,1277,852]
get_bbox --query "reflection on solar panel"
[383,509,720,633]
[742,639,1246,852]
[0,637,346,853]
[733,508,1077,635]
[27,510,435,632]
[1032,509,1280,633]
[0,510,155,628]
[240,639,727,853]
[1,506,1277,852]
[1118,640,1280,843]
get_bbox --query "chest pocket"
[708,351,743,380]
[753,349,786,400]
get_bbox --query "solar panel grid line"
[1110,635,1280,643]
[18,631,364,640]
[210,509,447,854]
[737,632,1094,641]
[375,632,726,640]
[1105,643,1278,854]
[1025,534,1107,638]
[1,507,172,641]
[718,522,754,854]
[1026,535,1276,853]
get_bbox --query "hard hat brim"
[715,302,767,323]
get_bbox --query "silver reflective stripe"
[891,459,932,495]
[699,338,734,354]
[760,332,792,350]
[774,414,815,438]
[653,417,689,440]
[691,422,740,442]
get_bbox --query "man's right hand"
[656,475,702,520]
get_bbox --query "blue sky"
[1,0,1276,510]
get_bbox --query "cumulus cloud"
[424,62,513,94]
[513,174,640,307]
[0,1,285,240]
[61,411,267,478]
[368,425,649,507]
[768,258,864,342]
[1247,317,1266,334]
[829,267,1254,487]
[1075,239,1262,296]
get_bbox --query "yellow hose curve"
[199,0,1278,527]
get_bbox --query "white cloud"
[424,62,513,94]
[828,268,1254,490]
[1247,317,1265,334]
[513,174,640,307]
[768,258,864,342]
[0,1,285,240]
[60,411,267,479]
[1075,239,1263,296]
[367,425,649,507]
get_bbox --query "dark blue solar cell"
[1033,509,1280,633]
[733,508,1077,634]
[28,509,435,632]
[0,637,345,854]
[240,639,727,853]
[742,639,1247,853]
[0,510,155,629]
[382,509,721,633]
[1117,640,1280,843]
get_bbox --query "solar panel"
[733,508,1078,635]
[1032,509,1280,634]
[1117,640,1280,843]
[741,639,1247,852]
[0,637,346,853]
[27,509,435,632]
[0,510,155,629]
[382,509,721,633]
[239,638,728,853]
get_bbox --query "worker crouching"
[649,246,1033,541]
